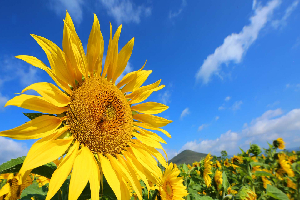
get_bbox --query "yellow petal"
[69,146,92,200]
[31,34,75,86]
[122,151,151,193]
[133,114,172,128]
[115,154,143,200]
[63,12,88,79]
[133,122,171,138]
[5,94,67,114]
[46,141,79,200]
[126,80,161,99]
[88,151,101,200]
[103,24,122,80]
[135,141,167,168]
[121,70,152,93]
[133,131,163,150]
[117,71,137,89]
[63,12,83,83]
[86,14,104,77]
[98,153,121,200]
[131,102,168,114]
[19,137,73,181]
[21,82,70,107]
[128,85,165,104]
[112,37,134,84]
[0,183,10,197]
[0,115,62,139]
[15,55,72,94]
[134,126,166,144]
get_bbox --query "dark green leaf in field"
[250,162,269,168]
[199,196,213,200]
[0,156,26,174]
[266,185,289,200]
[222,171,229,191]
[182,163,189,173]
[254,171,274,177]
[20,181,47,200]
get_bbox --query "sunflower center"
[67,77,133,156]
[163,181,173,199]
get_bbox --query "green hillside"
[168,150,220,165]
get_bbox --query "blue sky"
[0,0,300,164]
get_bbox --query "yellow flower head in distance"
[232,155,243,164]
[262,154,266,159]
[156,163,188,200]
[286,178,296,190]
[278,154,295,177]
[227,187,238,195]
[0,173,33,200]
[277,138,285,150]
[0,11,172,200]
[224,159,230,167]
[261,176,271,189]
[214,170,222,190]
[216,161,222,169]
[203,153,213,187]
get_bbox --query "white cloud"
[99,0,152,25]
[215,116,220,121]
[49,0,84,24]
[159,90,171,105]
[225,96,231,101]
[195,0,281,84]
[198,124,207,131]
[180,107,190,120]
[252,0,258,10]
[272,0,299,29]
[169,0,187,19]
[180,130,240,156]
[286,83,291,88]
[179,108,300,156]
[231,100,243,111]
[0,137,29,164]
[218,106,225,110]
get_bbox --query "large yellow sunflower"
[156,163,188,200]
[0,11,172,200]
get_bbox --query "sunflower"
[238,187,257,200]
[216,161,222,169]
[273,138,285,150]
[278,154,294,177]
[0,11,172,200]
[214,170,222,190]
[0,173,33,200]
[156,163,188,200]
[232,155,243,164]
[286,178,296,190]
[224,159,230,167]
[261,176,271,189]
[203,153,213,187]
[227,186,237,195]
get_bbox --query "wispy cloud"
[0,137,28,164]
[215,116,220,121]
[198,124,207,131]
[0,93,8,111]
[195,0,281,84]
[231,100,243,111]
[272,0,299,29]
[218,106,225,110]
[225,96,231,101]
[99,0,151,25]
[159,90,171,105]
[180,107,190,120]
[267,100,280,108]
[169,0,187,20]
[49,0,85,24]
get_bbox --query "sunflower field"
[0,138,299,200]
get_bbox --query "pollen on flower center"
[67,77,133,156]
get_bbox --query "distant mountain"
[168,150,220,165]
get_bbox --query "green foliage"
[249,144,262,156]
[266,185,289,200]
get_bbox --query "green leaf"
[23,113,55,120]
[250,162,269,168]
[20,181,48,199]
[199,196,213,200]
[266,185,289,200]
[222,171,229,191]
[0,156,26,174]
[182,163,189,173]
[254,171,274,177]
[31,162,57,179]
